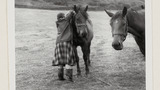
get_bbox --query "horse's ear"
[141,5,145,9]
[85,5,88,12]
[122,7,127,17]
[73,5,77,13]
[104,9,114,17]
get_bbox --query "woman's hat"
[57,13,65,19]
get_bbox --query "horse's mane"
[80,10,89,20]
[71,13,79,43]
[71,16,78,34]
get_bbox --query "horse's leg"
[81,44,89,75]
[88,42,91,66]
[74,46,81,76]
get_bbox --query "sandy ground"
[15,8,145,90]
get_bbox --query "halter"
[76,23,86,27]
[112,17,128,38]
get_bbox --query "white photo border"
[8,0,15,89]
[7,0,153,90]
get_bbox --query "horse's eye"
[123,37,126,41]
[122,23,126,26]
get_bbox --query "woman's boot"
[58,66,65,81]
[66,69,73,82]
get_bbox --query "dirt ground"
[15,8,145,90]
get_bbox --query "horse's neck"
[86,19,92,26]
[128,27,142,39]
[86,19,93,41]
[126,11,144,38]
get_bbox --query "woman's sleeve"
[65,11,74,21]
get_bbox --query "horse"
[104,6,145,56]
[71,5,93,75]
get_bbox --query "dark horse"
[104,6,145,56]
[71,5,93,75]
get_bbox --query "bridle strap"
[76,23,86,27]
[112,18,128,37]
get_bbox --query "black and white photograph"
[8,0,152,90]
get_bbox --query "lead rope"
[72,72,111,86]
[90,73,111,86]
[69,15,74,45]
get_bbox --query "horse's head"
[105,7,128,50]
[73,5,88,38]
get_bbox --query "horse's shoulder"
[86,19,93,39]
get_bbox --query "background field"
[15,8,145,90]
[15,0,145,10]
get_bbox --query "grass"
[15,8,145,90]
[15,0,145,10]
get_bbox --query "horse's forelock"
[80,10,89,19]
[111,11,122,22]
[74,5,89,20]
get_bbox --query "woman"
[52,11,76,82]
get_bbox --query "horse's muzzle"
[112,35,125,50]
[112,41,123,50]
[79,29,87,37]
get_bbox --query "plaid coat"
[52,41,76,66]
